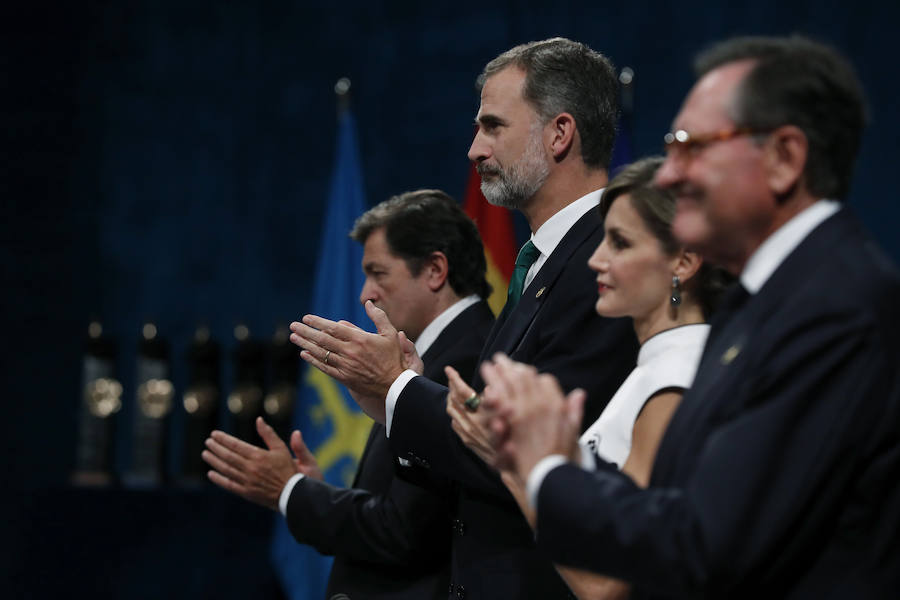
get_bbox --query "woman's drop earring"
[670,275,682,307]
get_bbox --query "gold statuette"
[264,383,296,419]
[138,378,175,419]
[183,383,217,417]
[227,384,263,418]
[84,377,123,418]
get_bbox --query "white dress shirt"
[740,199,839,293]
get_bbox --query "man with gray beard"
[290,37,638,598]
[477,119,550,209]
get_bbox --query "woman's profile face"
[588,195,676,321]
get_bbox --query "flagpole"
[619,66,634,119]
[610,67,635,171]
[335,76,351,114]
[270,75,370,600]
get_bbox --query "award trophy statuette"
[73,320,121,486]
[125,322,173,487]
[265,325,298,441]
[180,326,220,482]
[229,324,265,443]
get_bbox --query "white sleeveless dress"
[579,324,710,468]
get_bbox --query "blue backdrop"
[5,1,898,596]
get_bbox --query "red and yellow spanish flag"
[462,163,517,316]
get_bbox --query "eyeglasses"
[663,127,771,161]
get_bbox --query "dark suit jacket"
[535,209,900,598]
[285,300,494,600]
[389,207,639,598]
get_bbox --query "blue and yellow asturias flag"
[270,109,374,600]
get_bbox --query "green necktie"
[503,240,541,313]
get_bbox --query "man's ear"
[547,112,577,161]
[424,251,449,291]
[765,124,808,198]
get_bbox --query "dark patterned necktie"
[704,281,751,348]
[503,240,541,313]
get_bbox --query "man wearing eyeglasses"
[482,35,900,598]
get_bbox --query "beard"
[478,126,550,210]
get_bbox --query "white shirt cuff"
[385,369,419,437]
[279,473,305,516]
[525,454,569,512]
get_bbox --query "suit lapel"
[693,207,852,395]
[478,208,602,366]
[421,324,456,378]
[420,301,493,380]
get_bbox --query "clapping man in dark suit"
[290,38,639,598]
[480,36,900,599]
[203,189,495,599]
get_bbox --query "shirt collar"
[414,295,481,356]
[741,199,840,294]
[529,188,604,258]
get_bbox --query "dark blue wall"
[5,0,898,596]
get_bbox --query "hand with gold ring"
[445,365,496,466]
[289,300,407,425]
[323,350,331,365]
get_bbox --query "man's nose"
[359,281,376,306]
[468,129,490,163]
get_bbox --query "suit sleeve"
[390,376,503,493]
[535,306,899,595]
[284,466,450,566]
[282,327,485,566]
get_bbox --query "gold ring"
[324,350,331,365]
[464,393,481,412]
